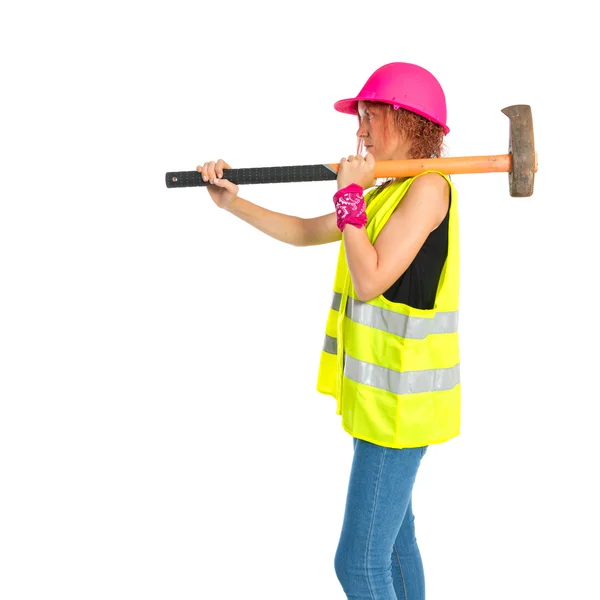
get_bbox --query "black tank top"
[381,193,450,310]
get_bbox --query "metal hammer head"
[501,105,536,197]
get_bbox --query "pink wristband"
[333,184,367,231]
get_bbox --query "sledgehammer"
[165,104,537,198]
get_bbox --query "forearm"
[224,195,305,246]
[343,225,378,301]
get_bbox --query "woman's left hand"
[337,152,376,191]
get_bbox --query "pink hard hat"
[334,62,450,134]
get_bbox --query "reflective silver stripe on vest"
[331,292,457,339]
[345,355,460,395]
[331,292,342,312]
[323,335,337,355]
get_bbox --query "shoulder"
[389,172,450,233]
[411,170,449,190]
[408,172,450,204]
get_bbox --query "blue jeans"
[334,437,428,600]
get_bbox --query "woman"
[198,62,460,600]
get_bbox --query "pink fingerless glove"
[333,184,367,232]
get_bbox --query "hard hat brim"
[333,97,450,135]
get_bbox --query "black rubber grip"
[165,164,338,188]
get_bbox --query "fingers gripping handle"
[165,164,338,188]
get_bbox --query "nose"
[356,118,369,139]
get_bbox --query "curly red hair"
[357,101,447,159]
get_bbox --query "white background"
[1,1,598,599]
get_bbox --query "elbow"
[355,277,394,303]
[356,291,378,303]
[354,282,378,303]
[355,270,409,303]
[351,271,374,301]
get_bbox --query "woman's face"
[356,101,407,160]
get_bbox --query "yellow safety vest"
[316,171,461,448]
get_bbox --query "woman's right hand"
[197,159,239,209]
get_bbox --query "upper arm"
[300,212,342,246]
[367,173,450,299]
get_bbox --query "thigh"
[338,438,426,565]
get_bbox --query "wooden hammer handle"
[165,153,538,189]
